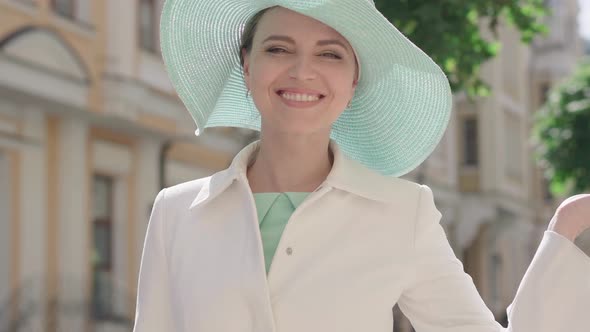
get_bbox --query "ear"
[242,48,250,75]
[350,77,358,103]
[241,48,251,89]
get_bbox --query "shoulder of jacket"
[339,155,423,203]
[376,175,424,203]
[387,176,423,192]
[159,175,212,207]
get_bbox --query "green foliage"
[533,60,590,195]
[374,0,548,97]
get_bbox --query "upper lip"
[276,88,325,97]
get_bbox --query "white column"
[56,117,88,332]
[18,107,48,331]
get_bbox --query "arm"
[397,185,590,332]
[505,230,590,331]
[132,189,176,332]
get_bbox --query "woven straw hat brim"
[160,0,452,177]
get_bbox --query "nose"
[288,55,317,81]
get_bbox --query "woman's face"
[242,7,358,136]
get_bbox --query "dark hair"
[239,7,275,68]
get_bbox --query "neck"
[246,133,333,193]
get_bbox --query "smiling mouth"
[276,90,326,102]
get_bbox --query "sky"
[580,0,590,40]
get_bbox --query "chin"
[261,112,332,136]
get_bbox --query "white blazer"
[133,139,590,332]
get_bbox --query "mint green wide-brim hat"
[160,0,452,177]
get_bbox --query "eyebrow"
[261,35,350,52]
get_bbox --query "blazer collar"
[190,139,392,209]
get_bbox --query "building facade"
[0,0,250,331]
[394,0,586,330]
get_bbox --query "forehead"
[255,7,351,46]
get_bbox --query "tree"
[533,60,590,195]
[375,0,548,96]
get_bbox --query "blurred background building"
[0,0,588,332]
[396,0,589,330]
[0,0,250,331]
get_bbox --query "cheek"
[249,59,280,82]
[330,73,356,101]
[247,66,279,115]
[327,65,356,88]
[249,70,279,102]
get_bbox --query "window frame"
[461,116,479,167]
[91,174,115,320]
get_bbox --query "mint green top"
[253,192,311,275]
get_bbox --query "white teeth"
[280,92,321,102]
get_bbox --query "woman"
[133,1,590,331]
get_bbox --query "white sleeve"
[132,189,176,332]
[397,184,590,332]
[506,230,590,332]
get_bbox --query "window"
[92,175,114,319]
[51,0,91,24]
[539,82,551,106]
[504,111,522,179]
[52,0,75,19]
[462,117,479,166]
[543,0,555,9]
[139,0,157,52]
